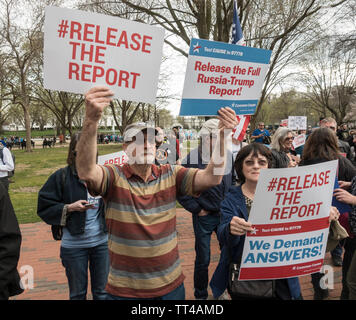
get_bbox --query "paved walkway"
[12,208,342,300]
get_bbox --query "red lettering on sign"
[68,22,153,54]
[68,62,140,89]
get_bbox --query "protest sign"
[280,119,288,127]
[179,38,271,116]
[288,116,307,130]
[98,151,127,166]
[239,160,338,280]
[292,134,306,149]
[43,6,165,104]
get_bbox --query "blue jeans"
[106,283,185,300]
[192,213,220,299]
[60,242,109,300]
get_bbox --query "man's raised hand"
[84,86,114,122]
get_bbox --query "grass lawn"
[9,143,122,224]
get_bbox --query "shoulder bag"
[228,250,276,299]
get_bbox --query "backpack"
[0,146,15,177]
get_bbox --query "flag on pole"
[231,0,245,46]
[232,115,250,141]
[231,1,249,140]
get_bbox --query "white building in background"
[2,124,26,131]
[2,114,118,132]
[2,122,56,132]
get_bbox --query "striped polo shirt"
[98,163,199,298]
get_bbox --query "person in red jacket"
[172,124,183,163]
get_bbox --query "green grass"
[3,129,122,138]
[4,129,61,138]
[9,143,123,224]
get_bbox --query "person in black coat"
[300,127,356,300]
[0,182,23,299]
[177,119,235,300]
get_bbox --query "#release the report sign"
[43,6,165,104]
[239,161,337,280]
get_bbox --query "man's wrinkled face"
[321,121,337,133]
[124,129,156,165]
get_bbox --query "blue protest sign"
[179,38,271,116]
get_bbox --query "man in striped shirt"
[76,86,237,300]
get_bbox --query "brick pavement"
[12,208,342,300]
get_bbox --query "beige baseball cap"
[198,118,220,136]
[123,122,157,143]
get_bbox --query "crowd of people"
[1,86,356,301]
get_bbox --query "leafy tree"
[298,37,356,125]
[84,0,347,129]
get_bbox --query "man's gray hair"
[320,117,336,127]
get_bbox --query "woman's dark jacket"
[0,183,24,299]
[37,165,107,236]
[271,149,296,169]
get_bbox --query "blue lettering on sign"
[244,234,325,264]
[243,245,322,264]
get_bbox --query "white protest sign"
[98,151,127,166]
[292,134,306,149]
[179,38,271,116]
[44,6,165,104]
[239,160,338,280]
[288,116,307,130]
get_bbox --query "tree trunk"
[67,113,73,136]
[23,105,32,152]
[61,125,66,138]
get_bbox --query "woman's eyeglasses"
[284,137,294,142]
